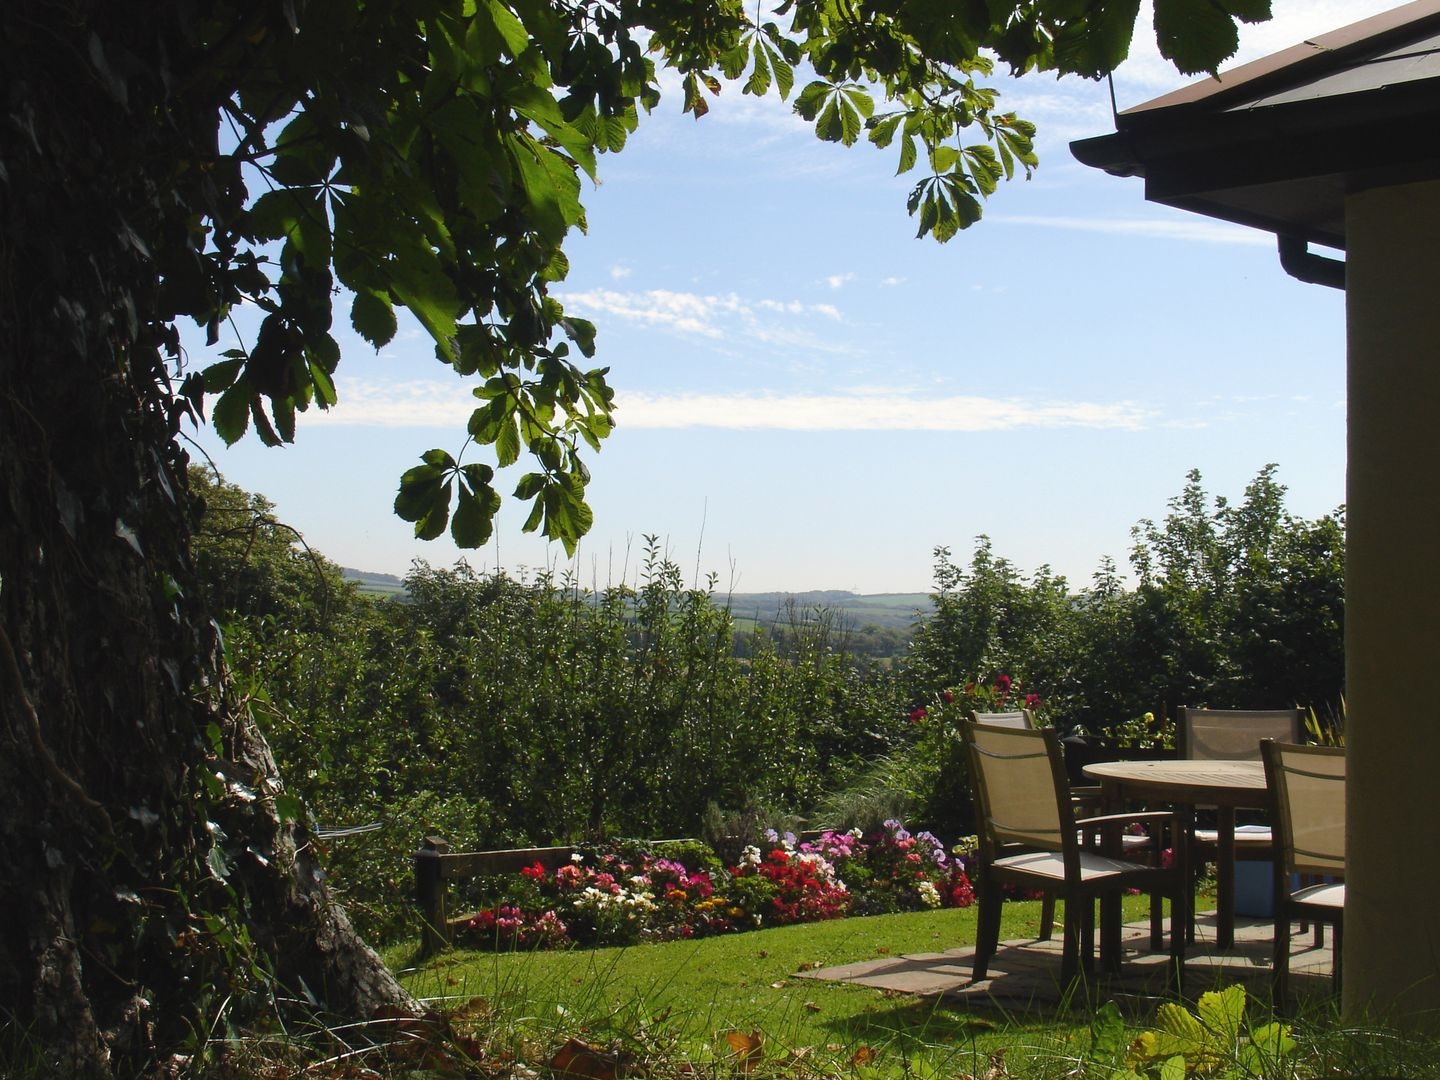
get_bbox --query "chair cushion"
[996,850,1154,883]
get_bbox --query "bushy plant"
[454,830,972,951]
[801,821,971,915]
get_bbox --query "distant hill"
[342,568,407,598]
[721,590,930,631]
[340,569,932,629]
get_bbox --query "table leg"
[1176,803,1194,948]
[1216,805,1236,950]
[1099,821,1122,972]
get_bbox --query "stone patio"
[795,911,1337,1013]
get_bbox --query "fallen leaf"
[770,981,787,989]
[802,1001,820,1012]
[723,1030,764,1073]
[550,1037,622,1080]
[850,1046,877,1066]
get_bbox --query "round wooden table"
[1083,759,1269,951]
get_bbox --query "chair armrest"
[1075,810,1176,856]
[1076,811,1175,830]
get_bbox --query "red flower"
[909,707,927,723]
[941,689,954,704]
[1024,693,1042,708]
[520,862,547,882]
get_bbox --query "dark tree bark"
[0,3,414,1074]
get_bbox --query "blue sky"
[187,1,1384,595]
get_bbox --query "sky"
[185,1,1389,596]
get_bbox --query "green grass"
[385,898,1440,1079]
[389,900,1126,1077]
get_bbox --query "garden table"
[1083,759,1269,955]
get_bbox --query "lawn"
[377,895,1440,1080]
[389,899,1138,1078]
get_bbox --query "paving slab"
[795,912,1336,1013]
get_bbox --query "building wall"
[1345,178,1440,1024]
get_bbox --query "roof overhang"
[1071,1,1440,254]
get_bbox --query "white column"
[1344,179,1440,1024]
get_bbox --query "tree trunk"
[0,3,415,1074]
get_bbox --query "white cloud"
[612,391,1153,431]
[610,264,633,280]
[555,286,853,350]
[825,272,856,289]
[996,214,1273,247]
[300,382,1156,433]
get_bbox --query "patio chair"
[969,708,1155,942]
[1179,707,1303,761]
[968,709,1033,729]
[962,721,1184,987]
[1261,740,1345,1011]
[1178,707,1303,936]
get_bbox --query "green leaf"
[394,461,448,523]
[1225,0,1271,23]
[268,111,336,187]
[744,40,772,97]
[451,479,500,548]
[250,399,282,447]
[1089,1001,1127,1057]
[509,131,583,243]
[514,472,547,500]
[202,357,245,394]
[513,84,598,181]
[274,792,305,825]
[868,113,902,149]
[521,492,545,533]
[495,413,521,466]
[794,81,832,122]
[350,290,397,347]
[897,133,918,175]
[213,382,253,445]
[1154,0,1240,75]
[478,0,531,58]
[930,145,960,173]
[307,359,337,408]
[1052,0,1142,79]
[765,39,795,99]
[815,99,845,143]
[273,396,296,443]
[248,189,303,242]
[393,465,453,541]
[387,237,461,363]
[719,40,749,81]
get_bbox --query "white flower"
[917,880,941,909]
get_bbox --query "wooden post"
[414,835,451,958]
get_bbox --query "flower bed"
[458,822,976,950]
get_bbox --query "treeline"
[192,463,1343,943]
